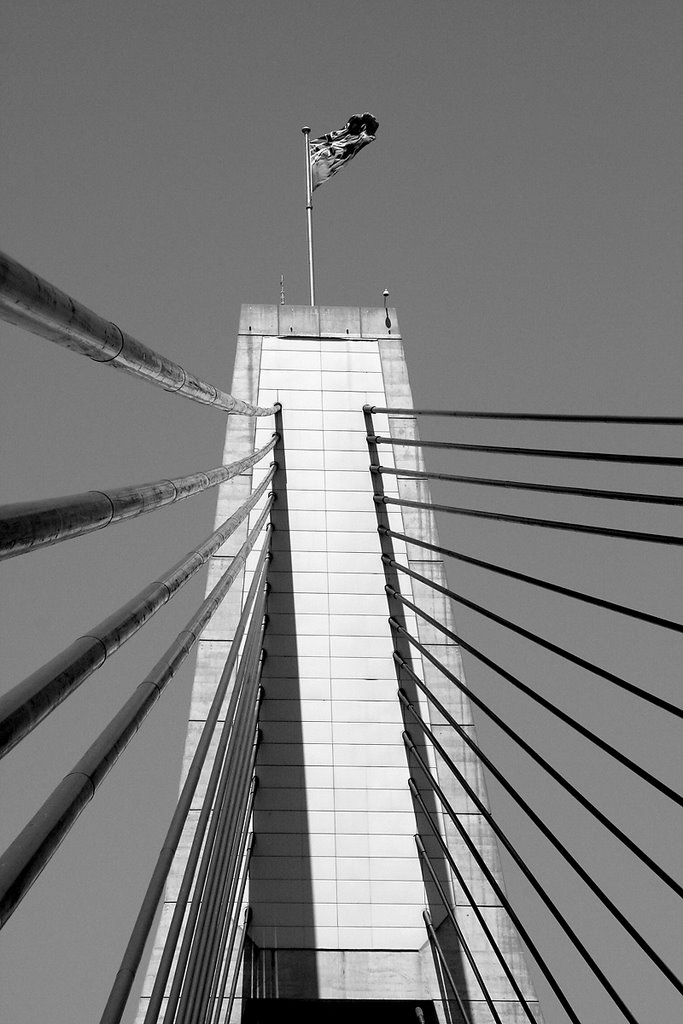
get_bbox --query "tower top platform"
[239,303,400,339]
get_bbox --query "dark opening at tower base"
[243,999,440,1024]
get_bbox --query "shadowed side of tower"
[136,305,543,1024]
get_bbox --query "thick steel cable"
[410,784,546,1024]
[390,608,681,806]
[387,557,683,717]
[157,716,259,1024]
[204,821,255,1024]
[207,838,254,1024]
[180,680,264,1024]
[396,656,681,893]
[156,595,267,1024]
[177,637,266,1024]
[381,527,682,634]
[0,251,274,417]
[0,505,271,929]
[138,583,266,1024]
[163,609,266,1023]
[420,906,474,1024]
[0,466,276,759]
[174,722,261,1024]
[368,407,683,425]
[375,464,682,507]
[198,671,264,1024]
[414,837,504,1024]
[189,768,259,1024]
[421,910,474,1024]
[223,906,251,1024]
[142,577,268,1024]
[371,433,683,467]
[99,545,270,1024]
[204,666,266,1024]
[404,734,644,1024]
[190,756,260,1024]
[373,435,571,1024]
[0,434,278,560]
[402,693,682,997]
[408,777,582,1024]
[378,494,682,546]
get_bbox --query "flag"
[310,112,379,191]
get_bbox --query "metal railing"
[365,404,683,1024]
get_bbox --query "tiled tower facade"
[136,306,543,1024]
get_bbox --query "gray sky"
[1,2,681,1023]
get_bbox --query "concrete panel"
[267,589,330,612]
[278,304,320,336]
[321,370,385,392]
[260,368,322,390]
[249,855,337,880]
[260,348,322,371]
[262,337,322,351]
[320,410,369,431]
[329,678,400,701]
[266,388,324,409]
[327,614,391,637]
[268,573,329,598]
[274,408,324,431]
[324,489,377,511]
[324,531,382,553]
[334,787,414,812]
[321,429,373,450]
[255,786,336,810]
[267,429,325,451]
[318,306,362,337]
[330,743,410,768]
[322,389,387,411]
[361,306,399,337]
[240,305,279,335]
[327,552,384,574]
[324,449,373,471]
[321,350,382,373]
[269,528,327,551]
[267,613,330,635]
[320,338,379,352]
[327,593,388,615]
[331,721,405,746]
[326,571,388,595]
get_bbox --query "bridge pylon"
[136,304,543,1024]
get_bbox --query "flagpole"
[301,126,315,305]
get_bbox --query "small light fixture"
[383,289,391,330]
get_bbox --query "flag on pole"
[310,112,379,191]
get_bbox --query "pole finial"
[301,126,311,134]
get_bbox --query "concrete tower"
[136,305,543,1023]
